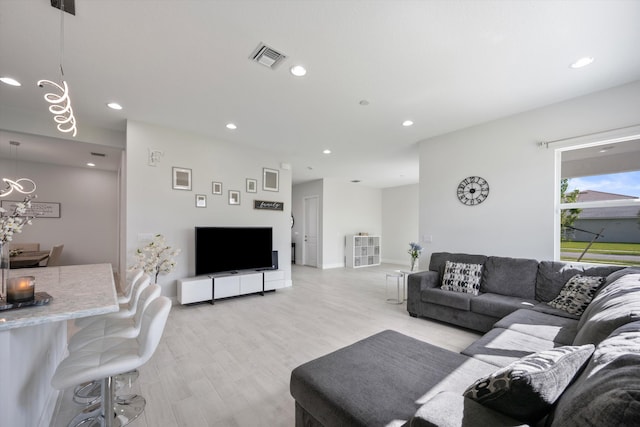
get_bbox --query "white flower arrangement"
[0,196,37,243]
[130,234,180,283]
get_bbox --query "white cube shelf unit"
[177,270,286,305]
[346,235,381,268]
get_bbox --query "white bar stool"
[75,274,151,328]
[51,297,171,427]
[385,272,404,304]
[69,284,161,405]
[118,269,144,305]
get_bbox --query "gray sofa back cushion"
[550,321,640,426]
[536,261,624,303]
[573,273,640,346]
[480,256,538,299]
[429,252,487,282]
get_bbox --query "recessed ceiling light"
[87,162,96,167]
[323,149,331,154]
[226,123,237,130]
[359,100,370,106]
[106,102,123,110]
[402,120,414,127]
[351,180,361,183]
[570,57,594,69]
[0,76,21,87]
[290,65,307,77]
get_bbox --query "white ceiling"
[1,0,640,187]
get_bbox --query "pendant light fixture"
[37,0,78,137]
[1,141,37,198]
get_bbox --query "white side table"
[385,272,404,304]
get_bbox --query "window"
[559,139,640,266]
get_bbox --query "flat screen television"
[195,227,273,276]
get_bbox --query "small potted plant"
[408,242,423,271]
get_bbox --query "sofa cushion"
[529,302,580,320]
[428,252,487,279]
[494,309,579,345]
[550,321,640,426]
[470,293,537,319]
[290,329,496,427]
[480,256,538,299]
[573,273,640,346]
[422,288,473,311]
[441,260,483,295]
[547,274,605,316]
[463,344,594,423]
[409,391,528,427]
[535,261,623,303]
[462,328,560,367]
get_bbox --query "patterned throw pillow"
[441,261,483,295]
[463,344,595,423]
[547,274,605,315]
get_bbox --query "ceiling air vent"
[250,43,287,69]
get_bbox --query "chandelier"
[1,141,37,198]
[38,0,77,137]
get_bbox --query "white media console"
[177,269,286,305]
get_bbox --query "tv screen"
[195,227,273,276]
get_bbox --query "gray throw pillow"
[547,274,605,316]
[463,344,595,423]
[441,260,483,295]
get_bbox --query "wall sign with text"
[253,200,284,211]
[1,200,61,218]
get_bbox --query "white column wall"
[381,184,419,266]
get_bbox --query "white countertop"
[0,263,118,331]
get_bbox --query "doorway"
[303,196,319,267]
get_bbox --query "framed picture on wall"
[229,190,240,205]
[172,167,192,190]
[263,168,279,192]
[195,194,207,208]
[246,178,257,193]
[212,181,222,195]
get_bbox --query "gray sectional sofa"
[289,253,640,426]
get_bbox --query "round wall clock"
[457,176,489,206]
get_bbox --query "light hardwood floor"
[52,264,481,427]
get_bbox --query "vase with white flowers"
[408,242,423,272]
[130,234,180,283]
[0,196,38,299]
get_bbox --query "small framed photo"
[263,168,279,192]
[212,181,222,195]
[195,194,207,208]
[246,178,257,193]
[229,190,240,205]
[172,167,192,190]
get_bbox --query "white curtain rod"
[538,124,640,148]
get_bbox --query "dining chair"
[44,244,64,266]
[9,242,40,252]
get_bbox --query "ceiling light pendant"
[38,0,77,137]
[1,141,37,198]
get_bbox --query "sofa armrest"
[407,391,528,427]
[407,270,439,316]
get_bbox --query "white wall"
[418,80,640,264]
[125,121,292,298]
[291,179,323,267]
[322,179,382,269]
[0,158,119,267]
[382,184,419,266]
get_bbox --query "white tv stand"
[177,269,285,305]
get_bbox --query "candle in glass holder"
[7,276,35,303]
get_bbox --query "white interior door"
[303,196,319,267]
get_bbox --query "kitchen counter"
[0,263,119,427]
